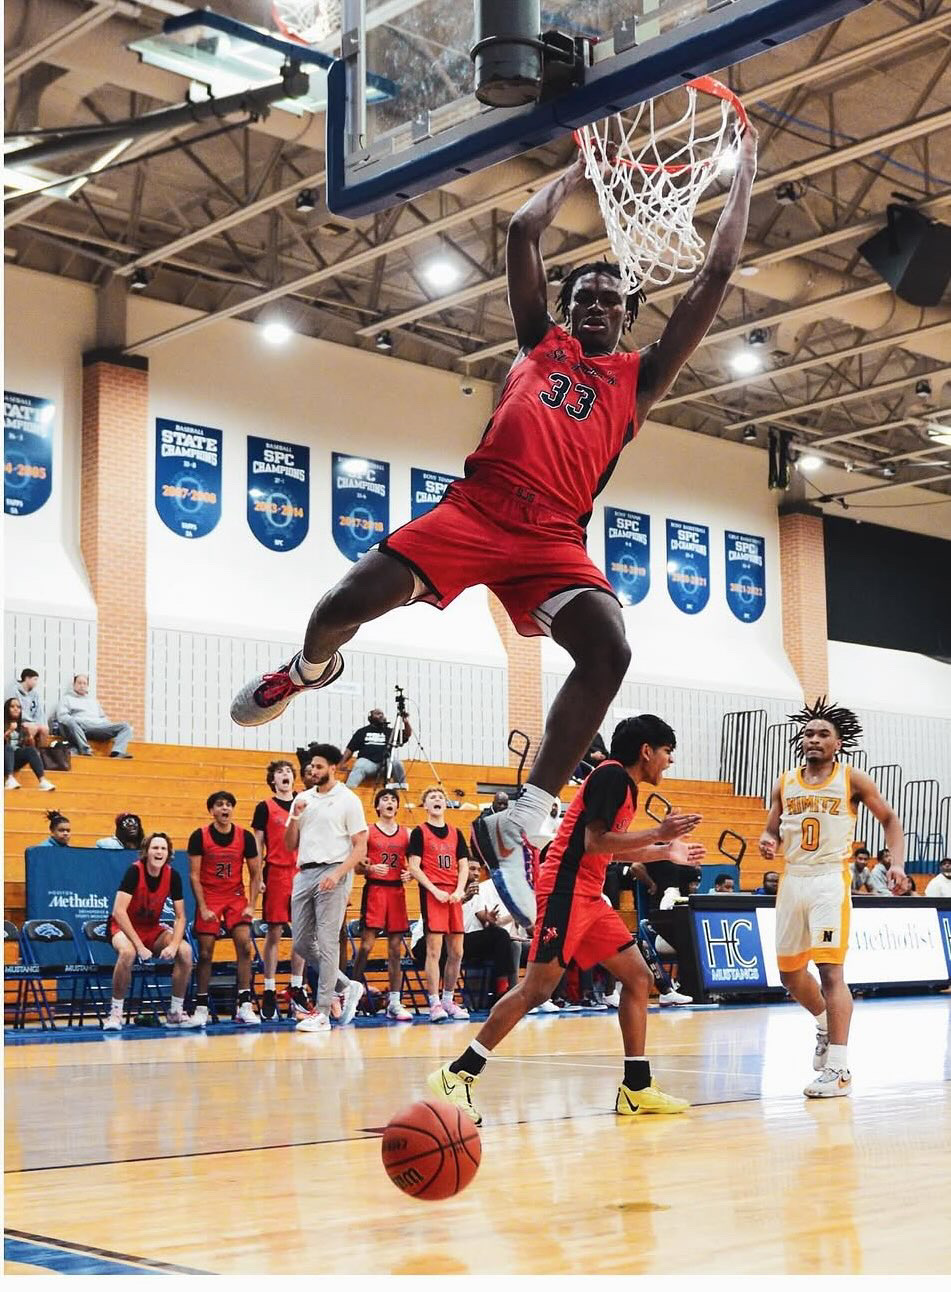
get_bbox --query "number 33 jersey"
[779,763,856,870]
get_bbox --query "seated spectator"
[4,698,55,791]
[478,791,509,820]
[659,868,702,909]
[342,707,411,789]
[103,832,193,1031]
[925,857,951,898]
[851,846,872,893]
[461,864,525,1006]
[96,812,145,850]
[712,872,735,894]
[5,668,51,745]
[571,731,608,784]
[753,870,780,896]
[641,862,704,1001]
[866,849,892,896]
[56,674,133,759]
[38,810,71,847]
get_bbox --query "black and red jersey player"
[429,716,706,1126]
[251,758,311,1021]
[187,790,262,1028]
[231,127,758,934]
[349,787,415,1021]
[407,786,470,1022]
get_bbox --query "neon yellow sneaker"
[615,1079,689,1115]
[427,1064,483,1126]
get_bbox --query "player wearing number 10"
[232,126,758,932]
[759,699,905,1099]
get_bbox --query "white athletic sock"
[290,651,329,685]
[429,994,440,1008]
[441,990,453,1007]
[171,995,184,1013]
[264,978,276,992]
[110,997,124,1015]
[625,1055,647,1061]
[470,1039,491,1059]
[389,991,400,1006]
[815,1009,828,1034]
[290,974,303,988]
[505,784,556,841]
[827,1043,848,1072]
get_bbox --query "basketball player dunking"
[232,126,757,929]
[760,700,905,1097]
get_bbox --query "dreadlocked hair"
[787,696,863,752]
[555,261,646,332]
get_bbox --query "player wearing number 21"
[759,699,905,1099]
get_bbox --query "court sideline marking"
[3,1228,210,1275]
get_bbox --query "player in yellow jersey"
[760,699,905,1099]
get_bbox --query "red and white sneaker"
[230,652,345,727]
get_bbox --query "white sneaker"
[804,1066,852,1098]
[603,990,621,1009]
[339,980,365,1026]
[4,776,20,791]
[813,1031,829,1071]
[429,1002,448,1022]
[444,1000,469,1020]
[165,1007,186,1027]
[296,1011,331,1032]
[102,1013,123,1031]
[37,777,56,792]
[235,1000,261,1026]
[180,1005,209,1029]
[658,988,693,1006]
[386,1001,413,1021]
[533,999,561,1013]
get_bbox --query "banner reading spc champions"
[725,530,766,623]
[247,436,309,552]
[411,467,459,520]
[603,507,650,606]
[4,391,54,517]
[155,418,222,539]
[332,452,389,561]
[666,518,710,614]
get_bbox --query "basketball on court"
[381,1100,481,1200]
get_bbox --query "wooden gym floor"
[5,996,950,1276]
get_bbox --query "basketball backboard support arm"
[326,0,876,218]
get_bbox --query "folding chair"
[80,919,170,1024]
[4,919,56,1030]
[205,925,261,1022]
[20,919,98,1027]
[399,935,428,1015]
[459,962,493,1012]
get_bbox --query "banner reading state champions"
[411,468,459,520]
[155,418,222,539]
[4,391,54,517]
[666,518,710,614]
[332,452,389,561]
[724,530,766,623]
[603,507,650,606]
[247,436,309,552]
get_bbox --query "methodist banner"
[604,507,650,606]
[4,391,54,517]
[155,418,222,539]
[332,452,389,561]
[25,847,196,927]
[411,468,459,520]
[691,896,951,995]
[666,518,709,614]
[247,436,309,552]
[725,530,766,623]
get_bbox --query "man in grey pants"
[285,742,368,1032]
[56,674,134,758]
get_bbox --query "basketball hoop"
[575,76,748,294]
[271,0,341,45]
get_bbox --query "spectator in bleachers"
[408,786,470,1021]
[341,706,412,789]
[5,669,51,745]
[461,863,523,1007]
[56,674,134,759]
[103,832,193,1031]
[478,791,509,820]
[96,812,145,850]
[37,809,71,846]
[4,697,56,791]
[851,846,873,893]
[865,849,893,896]
[642,862,704,1002]
[925,857,951,898]
[570,730,608,784]
[659,867,702,908]
[187,791,262,1027]
[712,873,735,893]
[349,787,414,1021]
[754,871,780,896]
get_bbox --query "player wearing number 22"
[231,126,758,936]
[760,699,905,1099]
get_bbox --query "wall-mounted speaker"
[858,205,951,309]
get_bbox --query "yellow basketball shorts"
[775,865,851,972]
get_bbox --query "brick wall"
[488,593,543,764]
[80,356,148,731]
[778,510,828,701]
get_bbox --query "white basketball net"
[272,0,341,44]
[576,78,745,295]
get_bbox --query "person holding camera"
[341,694,412,790]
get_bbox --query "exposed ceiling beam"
[724,366,951,432]
[4,1,130,83]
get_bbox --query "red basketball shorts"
[361,881,410,935]
[380,476,617,638]
[262,864,294,925]
[108,920,171,950]
[530,892,635,970]
[420,889,465,935]
[193,890,250,936]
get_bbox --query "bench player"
[349,788,414,1020]
[231,128,758,931]
[429,716,704,1124]
[759,698,905,1098]
[408,787,470,1021]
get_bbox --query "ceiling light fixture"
[261,320,293,345]
[129,268,150,292]
[882,465,897,478]
[424,258,460,290]
[797,454,823,472]
[295,187,317,212]
[375,330,393,353]
[742,426,757,443]
[730,349,761,376]
[925,423,951,447]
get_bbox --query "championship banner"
[666,518,710,615]
[4,391,54,517]
[332,452,389,561]
[725,530,766,623]
[604,507,650,606]
[25,847,196,926]
[247,436,309,552]
[411,467,459,520]
[155,418,222,539]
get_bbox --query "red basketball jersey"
[260,797,297,869]
[126,861,172,933]
[199,824,248,895]
[417,822,464,891]
[463,323,640,525]
[367,823,410,882]
[536,760,638,901]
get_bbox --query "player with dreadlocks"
[233,126,758,931]
[759,697,905,1098]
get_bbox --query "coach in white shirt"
[285,743,368,1032]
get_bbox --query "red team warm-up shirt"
[536,761,639,901]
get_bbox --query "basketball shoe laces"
[256,668,300,704]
